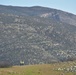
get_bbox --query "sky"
[0,0,76,15]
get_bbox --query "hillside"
[0,5,76,65]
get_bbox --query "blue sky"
[0,0,76,14]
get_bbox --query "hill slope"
[0,5,76,65]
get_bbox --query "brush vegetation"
[0,5,76,65]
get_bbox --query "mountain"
[0,5,76,65]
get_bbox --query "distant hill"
[0,5,76,65]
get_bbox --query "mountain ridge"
[0,5,76,26]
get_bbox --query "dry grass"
[0,61,76,75]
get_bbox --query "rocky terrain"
[0,5,76,65]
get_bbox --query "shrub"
[0,61,12,68]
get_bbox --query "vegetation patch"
[0,61,76,75]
